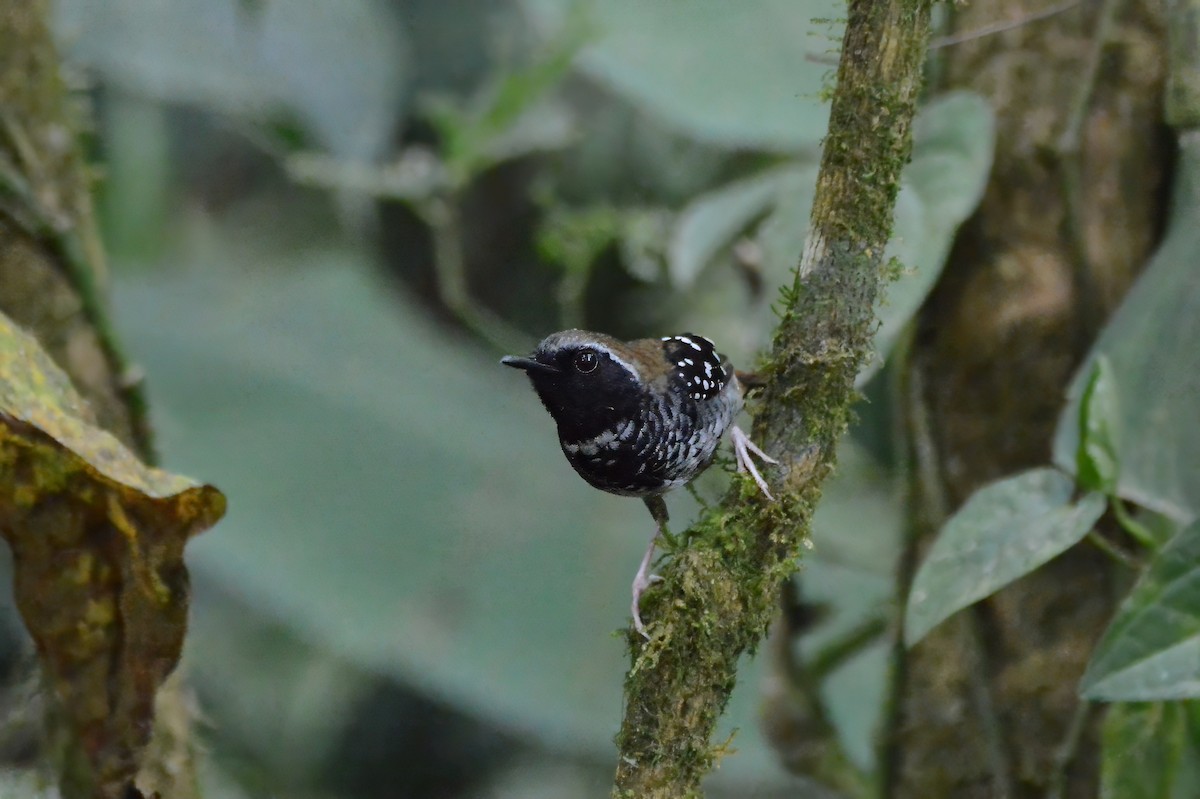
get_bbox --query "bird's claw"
[631,571,661,639]
[730,424,777,500]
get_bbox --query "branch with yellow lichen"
[0,3,223,798]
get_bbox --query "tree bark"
[0,2,200,797]
[612,0,933,795]
[888,1,1170,796]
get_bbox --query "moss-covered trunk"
[887,1,1170,796]
[0,2,200,797]
[611,0,933,795]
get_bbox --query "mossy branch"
[612,0,933,796]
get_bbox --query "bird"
[502,329,776,638]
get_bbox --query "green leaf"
[432,19,582,183]
[1082,521,1200,700]
[1076,355,1121,494]
[669,166,804,288]
[1053,135,1200,523]
[905,468,1106,647]
[55,0,410,160]
[751,92,994,385]
[519,0,841,150]
[804,441,902,769]
[537,205,624,275]
[1101,702,1187,799]
[1175,703,1200,798]
[859,91,994,385]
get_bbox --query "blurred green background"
[1,1,1006,796]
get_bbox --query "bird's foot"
[631,510,667,640]
[631,568,663,640]
[730,424,778,500]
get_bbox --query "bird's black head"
[502,329,644,440]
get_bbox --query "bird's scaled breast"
[559,386,738,497]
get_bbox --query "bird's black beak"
[501,355,562,376]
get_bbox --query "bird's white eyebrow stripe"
[588,342,639,380]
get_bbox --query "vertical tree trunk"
[889,1,1170,796]
[0,2,200,796]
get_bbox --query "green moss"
[613,0,933,794]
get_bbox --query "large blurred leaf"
[519,0,840,150]
[54,0,409,160]
[863,91,994,384]
[810,440,902,577]
[749,92,993,383]
[669,166,807,289]
[800,441,900,769]
[112,229,807,790]
[1082,521,1200,700]
[905,468,1106,646]
[1054,136,1200,523]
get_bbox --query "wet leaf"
[1082,521,1200,700]
[0,313,224,798]
[904,468,1105,647]
[520,0,840,150]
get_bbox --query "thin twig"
[423,197,533,354]
[930,0,1084,49]
[1058,0,1124,336]
[1044,699,1093,799]
[768,578,873,796]
[880,344,936,799]
[808,613,890,680]
[808,0,1085,67]
[1057,0,1121,157]
[1086,530,1140,569]
[965,609,1016,799]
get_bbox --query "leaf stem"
[808,612,889,679]
[1044,699,1092,799]
[1110,497,1158,551]
[423,196,533,354]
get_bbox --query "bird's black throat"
[523,366,643,444]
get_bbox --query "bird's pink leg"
[633,495,670,639]
[730,424,778,500]
[631,526,663,639]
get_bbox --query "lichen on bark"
[0,2,212,797]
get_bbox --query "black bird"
[502,329,775,638]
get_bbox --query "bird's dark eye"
[574,350,599,373]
